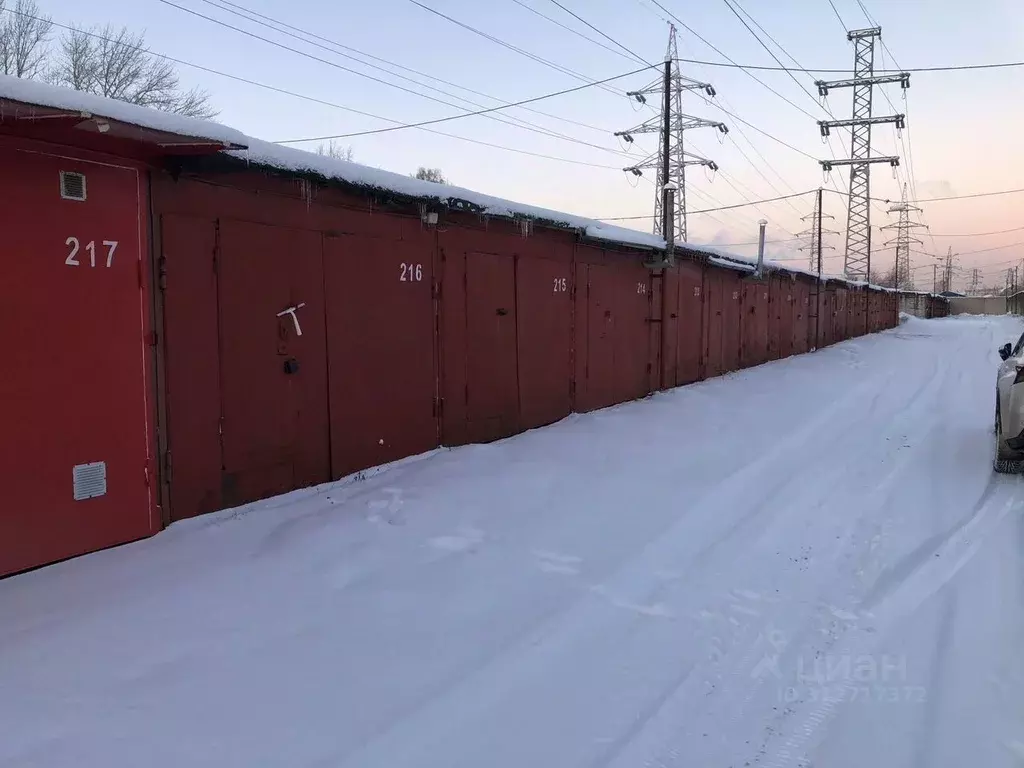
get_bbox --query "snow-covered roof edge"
[227,139,665,250]
[0,75,964,289]
[0,74,248,147]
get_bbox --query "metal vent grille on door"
[73,462,107,501]
[60,171,87,201]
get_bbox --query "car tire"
[994,406,1021,473]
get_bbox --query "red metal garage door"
[704,269,725,379]
[675,260,704,385]
[217,220,329,508]
[793,279,811,355]
[721,272,742,374]
[767,274,783,361]
[466,252,519,441]
[161,214,222,521]
[578,261,650,410]
[517,255,573,430]
[741,279,770,369]
[323,232,438,479]
[0,146,155,576]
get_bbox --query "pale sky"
[34,0,1024,289]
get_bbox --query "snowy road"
[4,315,1024,767]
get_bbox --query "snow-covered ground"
[4,315,1024,768]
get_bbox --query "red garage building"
[0,76,906,576]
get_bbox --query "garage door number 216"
[65,237,118,268]
[399,263,424,282]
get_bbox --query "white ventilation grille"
[73,462,107,501]
[60,171,87,202]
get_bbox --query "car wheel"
[994,408,1021,473]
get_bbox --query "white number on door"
[400,263,424,281]
[553,277,567,293]
[65,236,80,266]
[65,237,119,268]
[637,282,647,295]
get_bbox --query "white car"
[995,334,1024,472]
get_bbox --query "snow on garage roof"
[0,75,942,287]
[0,74,249,147]
[0,74,664,250]
[228,137,666,249]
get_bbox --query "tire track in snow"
[602,332,959,767]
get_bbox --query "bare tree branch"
[50,22,217,117]
[0,0,53,78]
[413,167,448,184]
[315,140,354,161]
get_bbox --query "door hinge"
[163,450,172,484]
[158,254,168,291]
[433,395,444,418]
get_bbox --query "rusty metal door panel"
[161,214,223,521]
[573,261,589,411]
[517,255,573,430]
[721,273,742,373]
[704,270,725,378]
[675,261,704,385]
[767,274,782,361]
[624,269,653,401]
[661,268,680,388]
[323,235,438,480]
[583,264,617,410]
[821,289,835,347]
[834,288,848,340]
[218,220,329,507]
[792,280,811,355]
[580,263,650,408]
[0,146,154,576]
[741,280,769,368]
[650,271,663,393]
[466,251,519,441]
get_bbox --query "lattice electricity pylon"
[880,183,926,289]
[816,27,910,280]
[615,24,725,243]
[796,194,838,272]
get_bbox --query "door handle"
[496,308,509,316]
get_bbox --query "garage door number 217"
[65,237,118,268]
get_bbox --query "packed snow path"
[5,315,1024,768]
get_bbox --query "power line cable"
[825,0,847,30]
[2,8,640,172]
[160,0,652,148]
[545,0,650,65]
[190,0,636,156]
[718,0,850,194]
[214,0,617,134]
[508,0,638,64]
[405,0,625,97]
[274,64,654,142]
[599,189,814,219]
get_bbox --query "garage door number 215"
[65,237,118,268]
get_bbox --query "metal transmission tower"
[969,268,981,295]
[942,247,956,293]
[615,24,725,243]
[816,27,910,280]
[797,192,837,272]
[880,183,926,289]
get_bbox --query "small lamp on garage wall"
[419,203,439,227]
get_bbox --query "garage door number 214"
[65,237,118,268]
